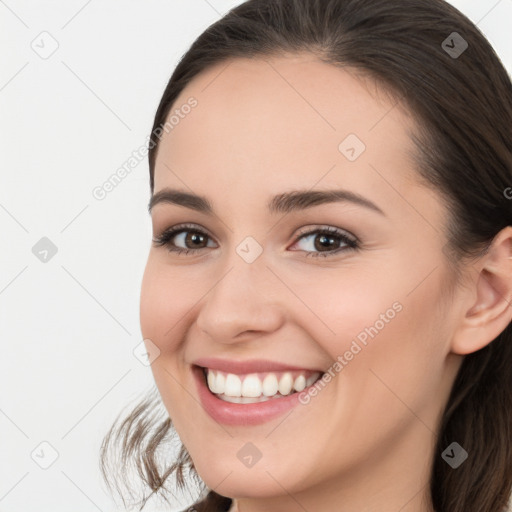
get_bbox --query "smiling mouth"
[199,366,323,404]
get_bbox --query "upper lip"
[193,357,323,374]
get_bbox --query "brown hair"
[100,1,512,510]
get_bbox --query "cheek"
[279,263,404,357]
[339,273,450,425]
[139,258,204,416]
[290,255,445,346]
[286,260,449,406]
[139,257,197,351]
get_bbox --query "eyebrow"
[148,187,385,216]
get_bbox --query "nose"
[195,254,285,344]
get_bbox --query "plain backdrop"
[1,1,511,511]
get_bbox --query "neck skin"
[233,409,439,512]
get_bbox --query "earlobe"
[451,227,512,356]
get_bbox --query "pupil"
[316,234,335,250]
[188,232,205,247]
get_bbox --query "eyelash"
[152,223,359,258]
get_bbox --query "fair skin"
[140,54,512,512]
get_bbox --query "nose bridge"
[196,238,283,341]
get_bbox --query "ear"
[451,226,512,355]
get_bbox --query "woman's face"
[140,55,464,507]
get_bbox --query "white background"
[1,1,511,511]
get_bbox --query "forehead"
[153,54,419,200]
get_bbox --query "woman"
[100,1,512,511]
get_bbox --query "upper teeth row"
[206,369,321,398]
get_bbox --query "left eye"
[290,226,359,258]
[153,224,359,258]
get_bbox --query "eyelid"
[153,223,357,242]
[289,225,359,257]
[153,222,360,258]
[152,222,216,246]
[293,224,358,243]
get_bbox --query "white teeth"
[306,373,320,387]
[205,368,323,399]
[207,370,217,393]
[262,374,278,396]
[224,374,242,397]
[216,372,225,394]
[278,372,293,395]
[241,374,262,397]
[293,375,306,392]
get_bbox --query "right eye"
[153,223,217,255]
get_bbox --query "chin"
[193,454,313,500]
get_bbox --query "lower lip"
[193,366,311,426]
